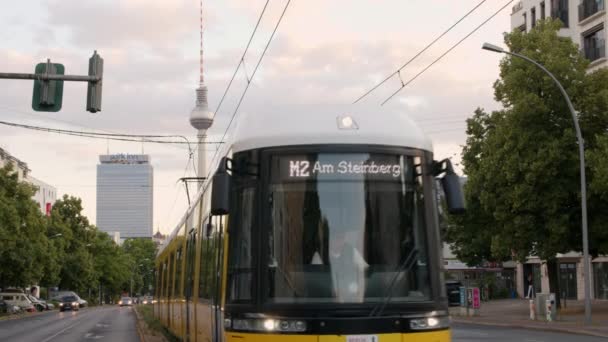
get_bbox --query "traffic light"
[31,60,64,112]
[86,51,103,113]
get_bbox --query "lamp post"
[482,43,592,324]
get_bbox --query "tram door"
[559,263,578,300]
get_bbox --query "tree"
[122,238,157,296]
[50,195,96,294]
[445,19,608,307]
[0,164,50,289]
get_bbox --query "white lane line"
[40,320,81,342]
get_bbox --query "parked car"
[118,297,133,306]
[26,295,46,311]
[446,280,463,306]
[26,295,54,311]
[58,296,80,312]
[0,292,36,312]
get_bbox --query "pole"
[0,72,100,82]
[197,129,207,189]
[501,50,592,325]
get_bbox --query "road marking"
[40,321,81,342]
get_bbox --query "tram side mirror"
[211,157,231,216]
[434,159,465,215]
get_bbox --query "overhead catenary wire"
[206,0,292,181]
[353,0,487,104]
[0,119,223,145]
[211,0,271,121]
[380,0,514,106]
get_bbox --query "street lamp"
[482,42,592,324]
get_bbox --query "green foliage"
[0,164,50,288]
[0,166,155,301]
[445,19,608,267]
[123,238,157,296]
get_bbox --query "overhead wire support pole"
[352,0,487,104]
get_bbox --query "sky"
[0,0,513,235]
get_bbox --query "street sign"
[32,62,65,112]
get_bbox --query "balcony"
[579,0,605,22]
[584,43,606,62]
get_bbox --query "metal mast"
[189,0,213,188]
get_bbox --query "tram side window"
[199,225,213,300]
[185,234,196,298]
[227,187,255,302]
[175,247,184,297]
[169,252,175,298]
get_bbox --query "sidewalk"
[450,299,608,338]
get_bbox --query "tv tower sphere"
[190,85,213,131]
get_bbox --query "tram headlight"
[230,318,307,332]
[409,316,450,330]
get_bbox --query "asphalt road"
[452,322,608,341]
[0,305,139,342]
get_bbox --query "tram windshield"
[265,152,432,304]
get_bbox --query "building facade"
[511,0,607,71]
[510,1,607,301]
[28,176,57,216]
[0,147,30,181]
[96,154,153,240]
[1,147,56,215]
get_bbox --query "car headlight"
[119,301,122,305]
[409,316,450,330]
[59,303,64,306]
[72,302,78,306]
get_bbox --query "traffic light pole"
[0,72,100,82]
[0,51,103,113]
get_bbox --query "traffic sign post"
[31,60,65,112]
[0,51,103,113]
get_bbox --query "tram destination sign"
[278,155,403,181]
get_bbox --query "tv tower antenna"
[189,0,213,188]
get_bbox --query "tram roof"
[231,107,433,153]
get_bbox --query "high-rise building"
[96,154,153,240]
[511,0,607,71]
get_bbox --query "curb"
[452,317,608,338]
[133,306,147,342]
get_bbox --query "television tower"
[189,0,213,188]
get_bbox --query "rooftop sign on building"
[99,154,149,165]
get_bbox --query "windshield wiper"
[368,248,419,317]
[269,259,301,298]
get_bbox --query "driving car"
[118,297,133,306]
[58,295,80,312]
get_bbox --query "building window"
[594,262,608,300]
[522,12,527,32]
[579,0,605,22]
[531,7,537,28]
[583,25,606,61]
[551,0,570,27]
[541,2,546,19]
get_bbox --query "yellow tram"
[155,108,464,341]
